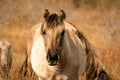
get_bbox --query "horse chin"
[48,60,58,66]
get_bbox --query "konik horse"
[27,9,109,80]
[29,9,86,80]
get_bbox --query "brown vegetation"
[0,0,120,80]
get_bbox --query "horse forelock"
[45,13,64,28]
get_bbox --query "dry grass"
[0,0,120,80]
[0,22,29,79]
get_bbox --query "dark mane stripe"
[69,23,93,55]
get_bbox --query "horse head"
[41,9,66,66]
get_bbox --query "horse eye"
[61,30,65,36]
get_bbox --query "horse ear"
[43,9,50,20]
[59,10,66,20]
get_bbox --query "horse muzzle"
[47,54,59,66]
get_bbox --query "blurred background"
[0,0,120,80]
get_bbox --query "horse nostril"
[47,54,50,61]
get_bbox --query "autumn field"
[0,0,120,80]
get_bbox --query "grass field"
[0,0,120,80]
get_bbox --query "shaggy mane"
[71,23,110,80]
[75,30,94,55]
[69,23,95,55]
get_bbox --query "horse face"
[41,9,66,66]
[42,25,65,66]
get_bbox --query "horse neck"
[58,31,79,67]
[57,31,70,68]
